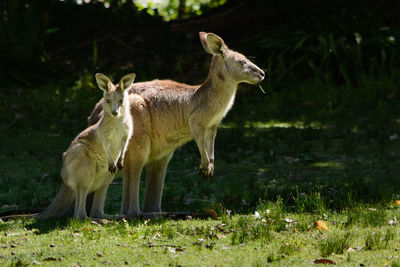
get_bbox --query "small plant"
[279,240,300,256]
[365,229,394,250]
[294,190,326,214]
[345,207,388,227]
[160,224,176,239]
[319,231,351,257]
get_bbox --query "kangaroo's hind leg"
[90,176,114,218]
[74,184,90,220]
[143,152,174,213]
[66,157,95,220]
[121,133,150,217]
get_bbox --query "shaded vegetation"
[1,0,400,264]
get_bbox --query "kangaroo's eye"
[106,99,110,103]
[239,60,246,65]
[119,99,123,104]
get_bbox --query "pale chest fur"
[207,93,236,127]
[98,118,129,162]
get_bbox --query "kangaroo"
[88,32,265,216]
[36,73,135,220]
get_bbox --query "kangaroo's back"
[88,79,199,127]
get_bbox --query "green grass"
[1,207,400,266]
[1,72,400,265]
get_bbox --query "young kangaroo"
[36,73,135,220]
[88,32,265,216]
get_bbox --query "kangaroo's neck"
[194,55,238,102]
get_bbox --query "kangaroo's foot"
[125,210,141,219]
[74,214,89,221]
[90,211,115,219]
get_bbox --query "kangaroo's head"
[95,73,136,117]
[199,32,265,85]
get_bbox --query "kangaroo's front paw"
[108,163,117,174]
[199,163,214,180]
[116,161,123,170]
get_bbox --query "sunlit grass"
[311,161,346,170]
[220,120,324,129]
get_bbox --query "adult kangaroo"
[88,32,265,216]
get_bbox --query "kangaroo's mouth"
[249,73,264,84]
[255,74,265,83]
[251,68,265,84]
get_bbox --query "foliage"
[319,231,351,257]
[135,0,227,20]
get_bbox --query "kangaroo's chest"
[206,93,236,127]
[103,124,128,159]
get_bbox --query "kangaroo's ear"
[119,73,136,91]
[95,73,113,92]
[199,32,226,57]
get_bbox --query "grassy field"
[1,73,400,265]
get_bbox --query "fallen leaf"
[167,247,176,253]
[43,257,58,262]
[99,219,112,225]
[216,224,227,233]
[284,218,295,223]
[312,258,336,265]
[346,247,356,252]
[395,200,400,206]
[204,209,217,219]
[388,216,398,225]
[254,211,261,219]
[316,220,329,231]
[216,234,226,239]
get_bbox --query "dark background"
[1,0,400,213]
[1,0,400,129]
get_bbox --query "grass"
[1,72,400,265]
[1,207,400,266]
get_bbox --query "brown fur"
[88,32,265,216]
[37,73,135,220]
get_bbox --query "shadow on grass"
[1,112,400,226]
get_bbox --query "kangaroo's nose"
[112,111,118,116]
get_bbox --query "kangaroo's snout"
[258,69,265,80]
[112,111,118,117]
[249,64,265,83]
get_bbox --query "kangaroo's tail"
[35,184,75,220]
